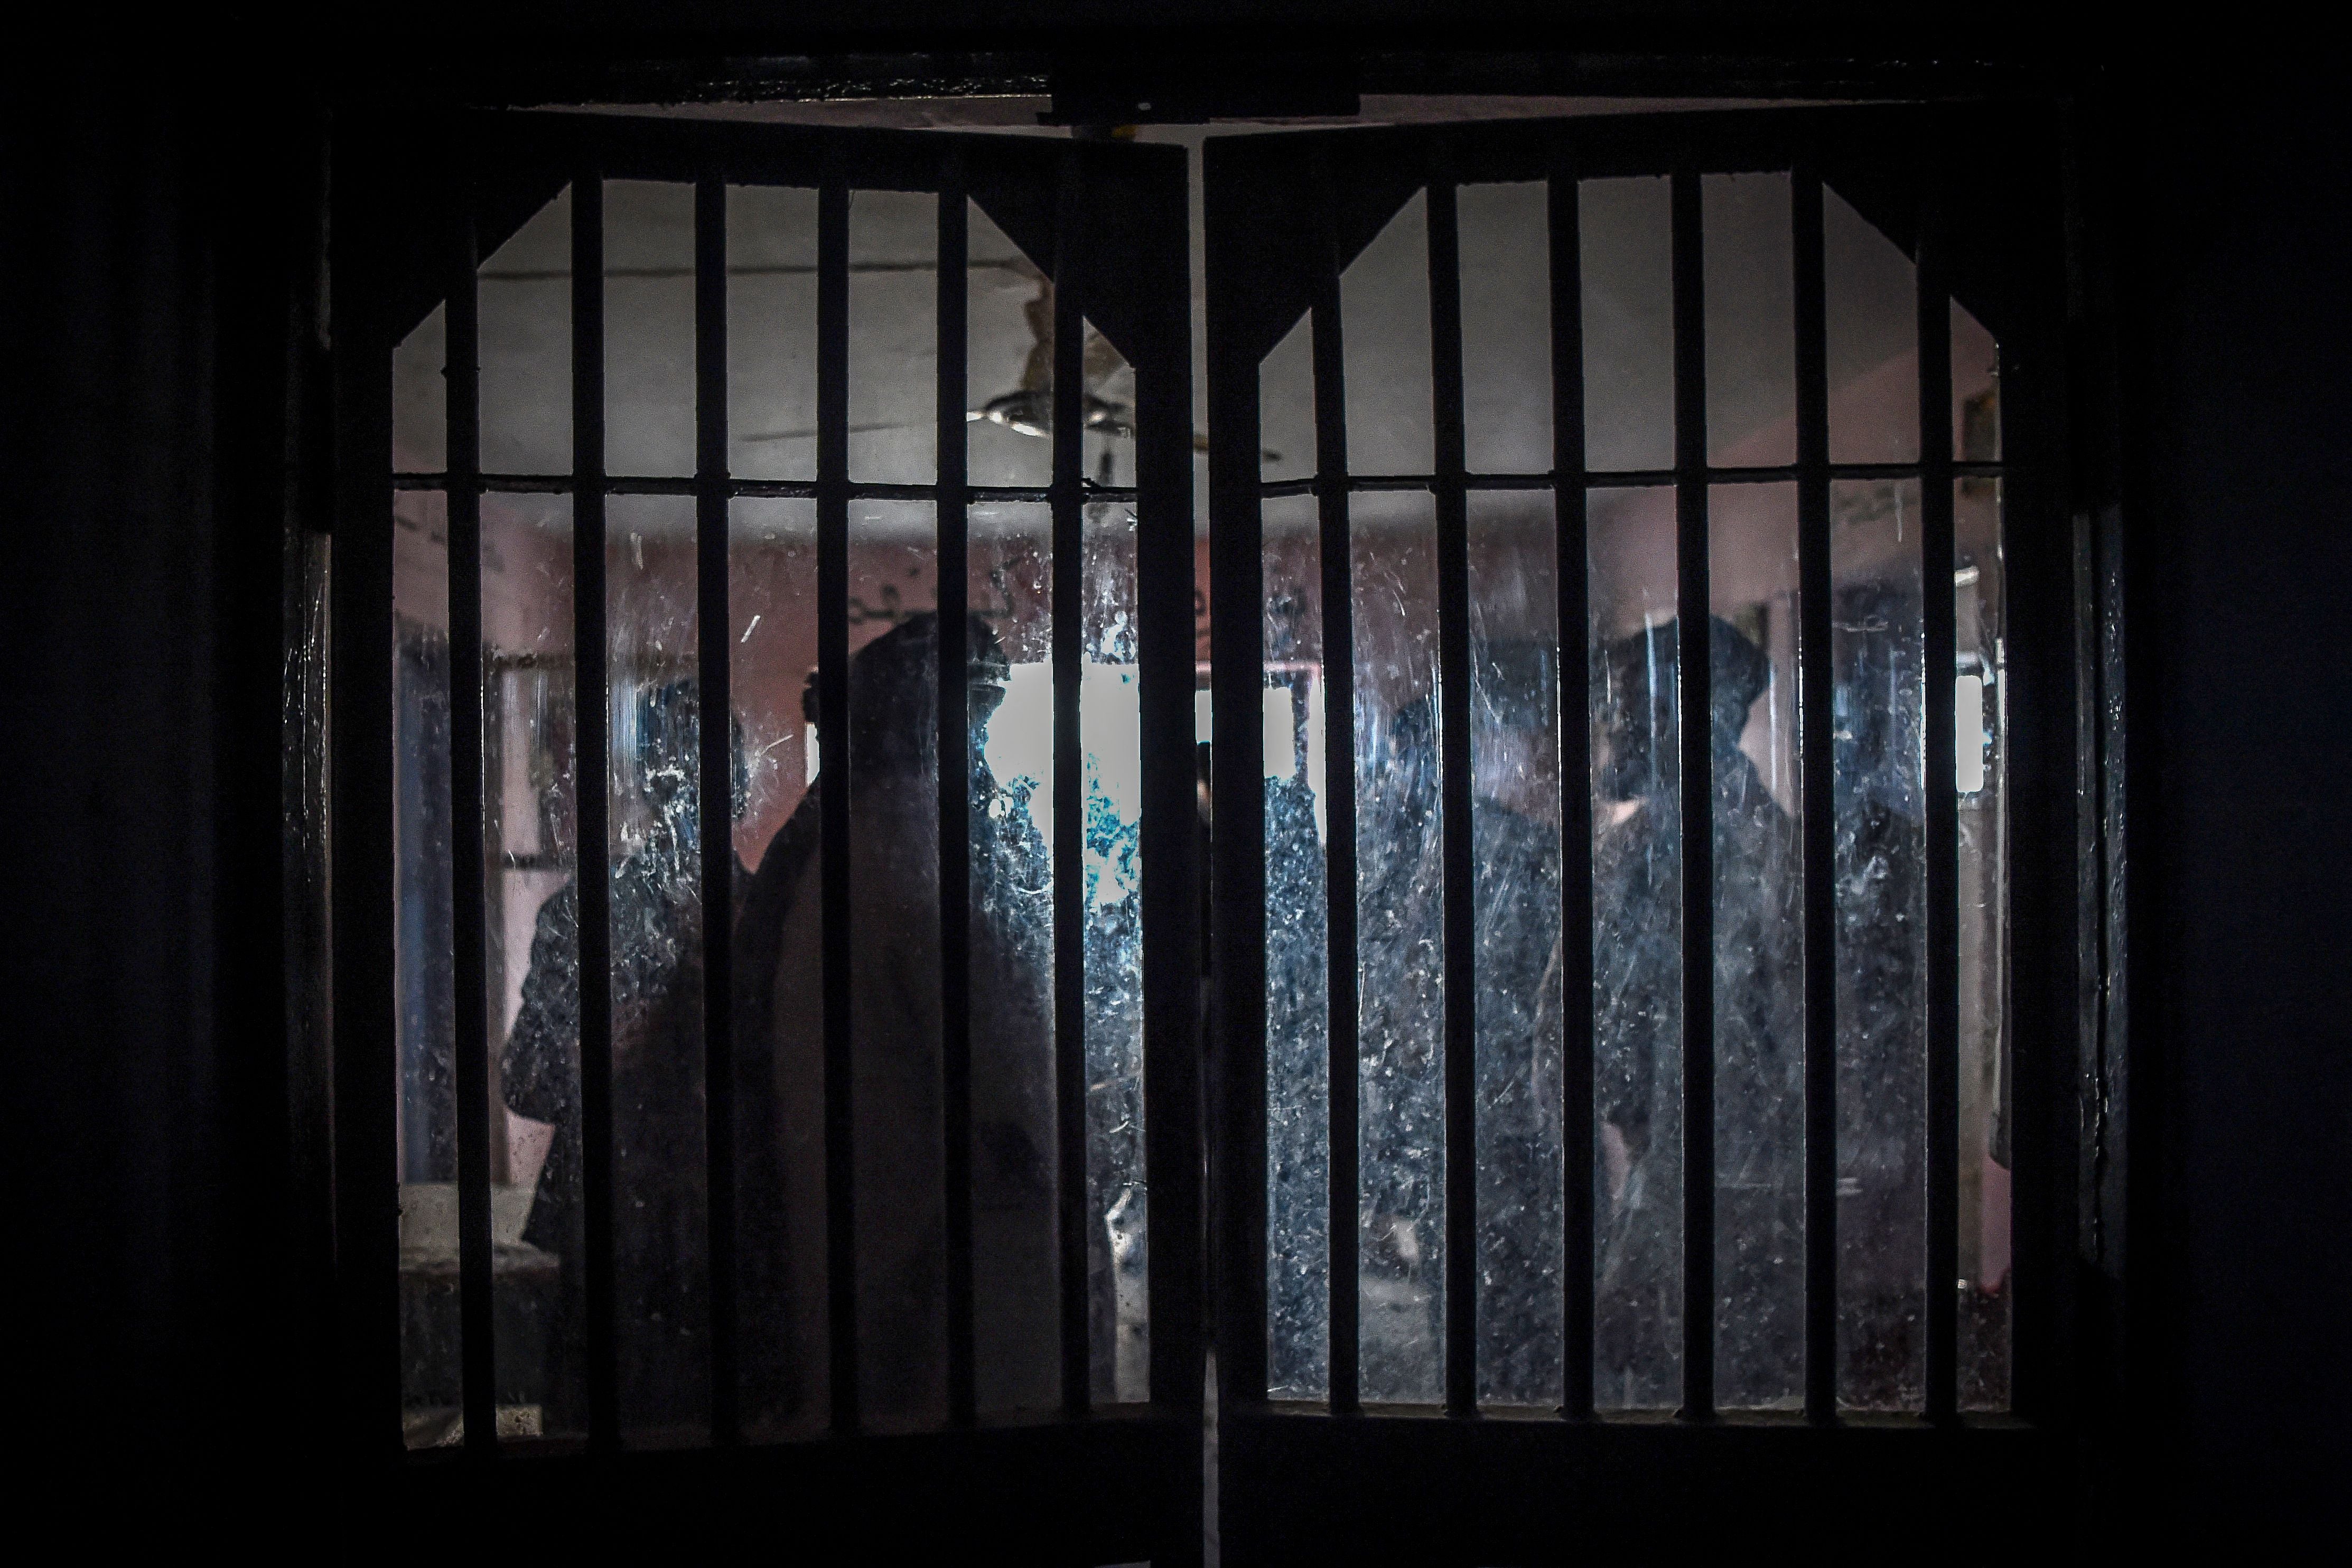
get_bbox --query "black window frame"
[1202,101,2084,1562]
[310,79,2110,1560]
[329,107,1203,1562]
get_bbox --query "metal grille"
[1204,106,2074,1558]
[334,112,1200,1551]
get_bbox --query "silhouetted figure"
[1592,616,1804,1410]
[733,613,1058,1433]
[502,678,748,1433]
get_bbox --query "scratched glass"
[1081,461,1151,1403]
[1704,172,1795,469]
[843,499,949,1432]
[1588,482,1684,1411]
[481,492,578,1445]
[1351,487,1445,1405]
[728,495,822,1439]
[967,502,1062,1415]
[1707,481,1806,1411]
[1262,491,1330,1403]
[392,487,465,1448]
[603,492,711,1441]
[1468,490,1566,1409]
[1832,474,1927,1412]
[1582,178,1674,474]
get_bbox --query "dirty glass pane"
[1953,301,2001,465]
[605,182,696,478]
[604,492,710,1439]
[1082,469,1151,1402]
[848,190,937,484]
[968,502,1061,1414]
[1458,182,1551,477]
[846,499,947,1431]
[1588,482,1684,1410]
[482,493,577,1444]
[1262,492,1330,1402]
[1342,191,1434,477]
[1257,315,1315,484]
[479,189,572,476]
[967,201,1053,490]
[1704,173,1795,469]
[1824,187,1919,467]
[1468,490,1565,1408]
[1956,474,2011,1410]
[1582,178,1674,474]
[393,489,463,1447]
[1831,474,1927,1411]
[395,304,446,474]
[729,495,821,1438]
[727,185,820,482]
[1707,482,1805,1410]
[1351,488,1444,1404]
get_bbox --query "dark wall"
[4,14,2347,1540]
[2115,64,2352,1537]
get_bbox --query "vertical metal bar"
[330,129,401,1459]
[1051,151,1093,1416]
[1670,168,1717,1422]
[1548,157,1597,1421]
[1129,143,1205,1425]
[445,198,499,1455]
[694,170,740,1447]
[1918,188,1961,1425]
[1793,166,1840,1425]
[936,161,978,1430]
[570,166,620,1450]
[1204,140,1271,1408]
[1428,169,1479,1420]
[1308,155,1362,1417]
[817,152,859,1435]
